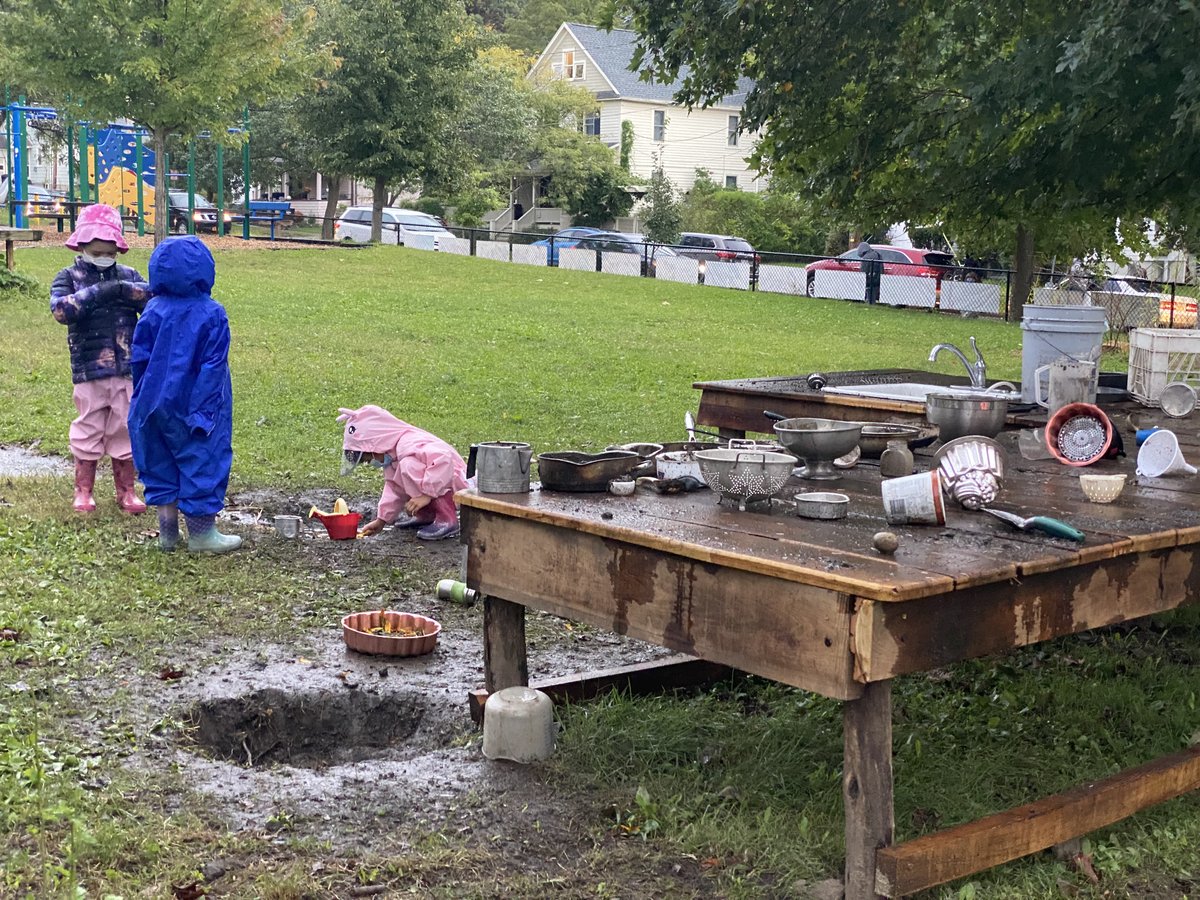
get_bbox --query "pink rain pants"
[70,376,133,461]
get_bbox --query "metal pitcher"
[473,441,533,493]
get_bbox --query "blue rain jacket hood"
[128,237,234,516]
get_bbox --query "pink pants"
[386,459,459,525]
[70,377,133,461]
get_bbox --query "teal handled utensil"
[980,507,1085,542]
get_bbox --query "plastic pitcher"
[1034,359,1098,417]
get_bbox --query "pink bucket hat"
[66,204,129,252]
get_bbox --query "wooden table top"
[460,413,1200,604]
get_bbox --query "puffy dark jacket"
[50,258,149,384]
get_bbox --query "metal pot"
[925,392,1009,441]
[474,441,533,493]
[537,451,641,492]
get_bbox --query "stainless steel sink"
[822,383,980,402]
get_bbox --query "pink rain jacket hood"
[337,405,467,522]
[66,204,130,252]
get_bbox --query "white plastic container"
[1020,305,1107,403]
[1127,329,1200,404]
[482,686,555,763]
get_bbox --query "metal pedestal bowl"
[772,418,863,481]
[694,449,796,511]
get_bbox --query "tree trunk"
[848,229,862,250]
[370,174,386,243]
[153,128,168,245]
[1011,222,1036,322]
[321,175,340,241]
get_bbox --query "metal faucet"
[928,336,988,389]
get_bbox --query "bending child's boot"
[416,493,460,541]
[185,513,243,554]
[157,504,180,552]
[112,457,147,514]
[73,457,98,513]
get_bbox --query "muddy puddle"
[0,444,70,477]
[144,626,670,844]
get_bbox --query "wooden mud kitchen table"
[460,411,1200,898]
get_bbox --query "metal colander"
[694,449,795,511]
[1056,415,1108,463]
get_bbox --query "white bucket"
[1136,430,1197,478]
[1020,305,1107,403]
[482,686,555,763]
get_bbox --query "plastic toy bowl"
[1045,402,1114,467]
[342,610,441,656]
[1079,473,1127,503]
[315,512,362,540]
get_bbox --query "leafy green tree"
[532,128,631,225]
[298,0,473,242]
[503,0,602,55]
[0,0,322,241]
[639,161,681,244]
[616,0,1200,316]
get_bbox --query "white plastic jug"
[483,686,555,763]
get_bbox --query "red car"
[805,245,957,296]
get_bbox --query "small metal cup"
[274,515,303,538]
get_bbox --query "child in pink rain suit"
[50,204,150,514]
[338,405,468,541]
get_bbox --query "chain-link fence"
[16,193,1197,334]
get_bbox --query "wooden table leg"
[5,240,13,272]
[483,595,528,692]
[844,679,894,900]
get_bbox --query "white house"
[494,22,763,233]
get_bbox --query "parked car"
[572,231,679,277]
[805,245,957,296]
[0,179,68,222]
[334,206,454,248]
[675,232,758,263]
[532,226,607,265]
[167,191,226,234]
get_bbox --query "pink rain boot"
[73,458,98,513]
[416,493,460,541]
[112,458,147,515]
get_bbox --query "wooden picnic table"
[460,400,1200,898]
[1,225,43,271]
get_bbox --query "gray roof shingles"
[563,23,752,108]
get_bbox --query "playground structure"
[2,89,254,239]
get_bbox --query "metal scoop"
[980,507,1084,542]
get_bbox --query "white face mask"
[83,253,117,269]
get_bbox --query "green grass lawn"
[0,246,1193,899]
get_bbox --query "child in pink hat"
[338,405,468,541]
[50,204,151,514]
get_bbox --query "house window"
[653,110,666,142]
[725,176,738,189]
[728,115,739,147]
[584,110,601,136]
[560,49,585,80]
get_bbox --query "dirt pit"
[187,686,439,769]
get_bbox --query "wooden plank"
[468,656,739,724]
[482,596,527,692]
[874,744,1200,897]
[0,227,42,241]
[462,507,864,699]
[844,679,894,900]
[853,544,1200,681]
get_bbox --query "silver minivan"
[334,206,453,248]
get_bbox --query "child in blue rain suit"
[128,236,241,553]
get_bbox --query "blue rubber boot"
[185,514,243,554]
[157,504,180,552]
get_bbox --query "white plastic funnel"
[1136,430,1197,478]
